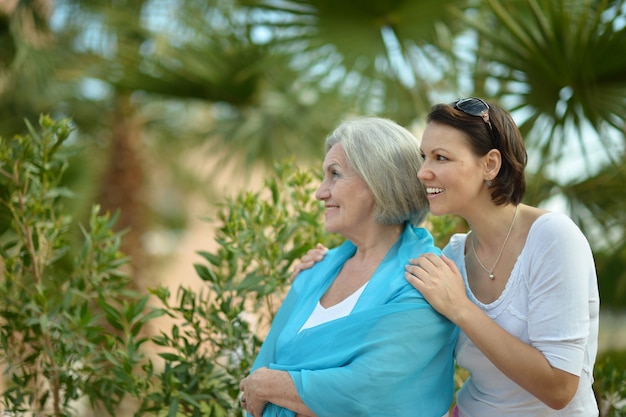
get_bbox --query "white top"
[445,213,599,417]
[299,282,368,332]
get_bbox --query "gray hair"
[325,117,429,226]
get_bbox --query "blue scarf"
[251,224,458,417]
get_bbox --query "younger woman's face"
[418,122,489,217]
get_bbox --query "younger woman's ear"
[483,148,502,180]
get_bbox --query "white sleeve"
[525,213,596,375]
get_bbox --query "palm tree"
[3,0,624,302]
[41,0,470,286]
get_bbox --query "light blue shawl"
[251,224,458,417]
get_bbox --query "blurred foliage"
[0,116,343,416]
[595,350,626,417]
[0,0,624,309]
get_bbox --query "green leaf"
[159,352,181,362]
[196,250,222,266]
[167,397,180,417]
[179,391,201,408]
[193,263,218,282]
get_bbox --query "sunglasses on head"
[453,97,499,146]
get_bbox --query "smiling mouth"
[426,187,444,195]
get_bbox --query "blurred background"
[1,0,625,353]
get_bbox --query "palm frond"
[460,0,626,171]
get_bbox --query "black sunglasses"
[453,97,500,145]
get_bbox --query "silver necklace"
[471,205,519,280]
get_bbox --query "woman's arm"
[242,290,456,417]
[240,367,316,417]
[405,253,579,409]
[453,298,578,409]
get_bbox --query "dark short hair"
[427,101,527,205]
[325,117,429,226]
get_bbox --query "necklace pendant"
[488,272,495,280]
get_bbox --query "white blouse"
[299,282,368,332]
[448,213,599,417]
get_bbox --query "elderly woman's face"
[315,143,376,238]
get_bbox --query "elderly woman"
[239,117,458,417]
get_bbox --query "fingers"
[404,252,447,286]
[304,244,328,262]
[404,265,424,286]
[404,268,421,286]
[441,253,459,273]
[419,252,443,266]
[314,243,329,252]
[290,261,315,282]
[408,252,440,266]
[290,244,329,282]
[405,259,427,286]
[406,253,436,274]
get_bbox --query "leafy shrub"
[0,115,162,416]
[0,115,343,417]
[595,349,626,417]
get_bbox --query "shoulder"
[400,225,442,258]
[522,212,595,280]
[377,226,440,303]
[291,240,355,293]
[442,232,468,258]
[528,211,590,249]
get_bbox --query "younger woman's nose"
[417,163,431,181]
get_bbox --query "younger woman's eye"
[436,155,448,161]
